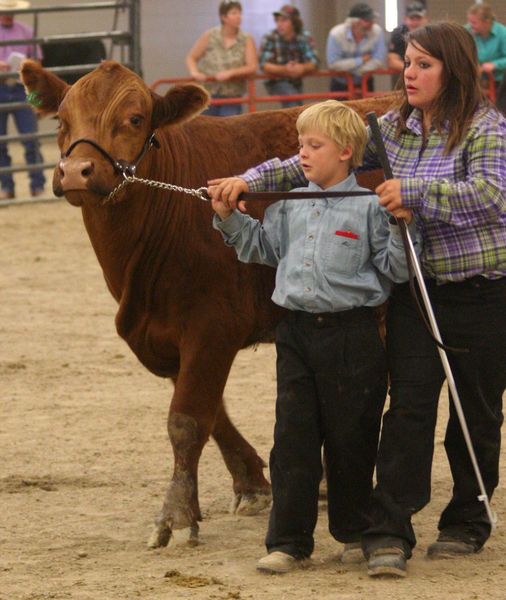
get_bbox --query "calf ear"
[151,83,210,129]
[20,59,70,117]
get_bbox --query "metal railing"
[152,68,500,108]
[149,70,382,112]
[482,72,496,103]
[0,1,141,207]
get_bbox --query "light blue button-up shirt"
[214,174,420,313]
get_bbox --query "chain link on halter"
[104,175,209,204]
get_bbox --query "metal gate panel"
[0,0,141,206]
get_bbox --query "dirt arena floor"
[1,149,504,599]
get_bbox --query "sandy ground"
[1,150,505,600]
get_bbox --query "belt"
[426,275,504,290]
[291,306,374,326]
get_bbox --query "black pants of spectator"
[265,308,387,559]
[362,278,506,560]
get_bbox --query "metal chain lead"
[105,175,208,204]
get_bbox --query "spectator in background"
[388,3,428,73]
[185,1,257,117]
[259,4,319,108]
[0,0,45,200]
[326,2,386,95]
[466,3,506,109]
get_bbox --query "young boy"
[211,100,420,573]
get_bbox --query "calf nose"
[58,157,94,191]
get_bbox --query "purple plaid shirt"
[242,106,506,284]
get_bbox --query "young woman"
[185,1,257,116]
[207,22,506,578]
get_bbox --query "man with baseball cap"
[259,4,319,107]
[326,2,386,94]
[388,2,428,73]
[0,0,45,199]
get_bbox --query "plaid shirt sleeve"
[299,31,320,65]
[401,114,506,228]
[241,155,307,192]
[259,32,276,69]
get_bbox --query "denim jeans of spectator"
[0,83,46,194]
[265,79,302,108]
[201,95,243,117]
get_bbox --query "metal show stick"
[366,111,496,529]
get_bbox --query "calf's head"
[21,60,210,206]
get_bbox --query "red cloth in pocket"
[335,230,358,239]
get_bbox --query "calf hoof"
[231,490,272,516]
[147,523,173,548]
[188,523,199,546]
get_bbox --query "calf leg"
[148,409,203,547]
[148,345,235,548]
[212,401,271,515]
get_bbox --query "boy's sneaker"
[256,551,303,573]
[367,547,407,577]
[341,541,365,564]
[427,526,483,559]
[427,539,476,558]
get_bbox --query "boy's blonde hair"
[296,100,367,169]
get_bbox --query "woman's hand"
[376,179,403,211]
[215,69,232,82]
[207,177,249,213]
[376,179,413,224]
[191,71,207,82]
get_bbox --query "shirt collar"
[345,18,372,40]
[306,173,358,203]
[489,21,500,38]
[405,108,450,135]
[405,108,424,135]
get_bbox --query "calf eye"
[130,115,141,126]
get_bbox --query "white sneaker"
[256,551,299,573]
[341,541,365,564]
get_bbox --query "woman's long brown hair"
[397,22,489,153]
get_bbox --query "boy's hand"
[210,195,233,220]
[207,176,249,213]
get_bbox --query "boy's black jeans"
[266,307,387,559]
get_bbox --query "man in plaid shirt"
[259,4,319,108]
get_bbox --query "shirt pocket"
[322,230,362,277]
